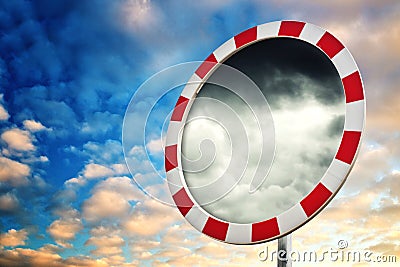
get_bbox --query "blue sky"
[0,0,399,266]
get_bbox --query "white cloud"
[1,128,35,151]
[81,226,129,266]
[123,199,180,236]
[182,77,345,223]
[0,243,141,266]
[367,86,400,133]
[110,163,129,175]
[82,177,141,222]
[290,173,400,263]
[65,163,129,187]
[0,229,28,247]
[146,138,164,154]
[23,120,49,132]
[39,156,49,162]
[0,193,19,212]
[0,245,93,267]
[93,176,141,198]
[85,235,125,256]
[82,140,124,164]
[124,144,169,202]
[0,94,9,121]
[47,211,83,248]
[64,176,86,186]
[80,112,122,138]
[126,145,157,176]
[0,157,30,186]
[0,104,9,121]
[83,163,114,179]
[83,190,131,222]
[195,242,232,259]
[128,145,146,158]
[120,0,158,32]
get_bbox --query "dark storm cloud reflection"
[184,38,345,223]
[224,38,344,108]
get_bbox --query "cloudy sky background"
[0,0,399,266]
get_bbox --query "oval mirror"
[165,21,365,244]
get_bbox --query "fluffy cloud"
[0,104,9,121]
[83,190,131,222]
[47,215,83,248]
[288,171,400,265]
[83,140,125,163]
[23,119,48,132]
[82,226,135,266]
[121,0,157,32]
[0,244,141,267]
[0,94,9,121]
[85,234,124,256]
[0,192,19,212]
[133,222,266,266]
[123,199,180,236]
[366,87,400,133]
[83,163,114,179]
[82,177,141,222]
[1,128,35,151]
[146,138,164,154]
[0,244,112,267]
[65,162,130,186]
[0,157,30,186]
[0,229,28,247]
[80,112,122,138]
[82,162,129,179]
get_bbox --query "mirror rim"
[165,20,366,244]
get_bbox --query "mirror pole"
[277,234,292,267]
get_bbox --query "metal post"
[277,234,292,267]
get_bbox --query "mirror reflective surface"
[182,38,345,223]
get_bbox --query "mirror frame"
[165,20,365,244]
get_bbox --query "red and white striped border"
[165,21,365,244]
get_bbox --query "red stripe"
[171,96,189,121]
[172,188,194,217]
[165,144,178,172]
[202,217,229,241]
[335,131,361,164]
[278,21,306,37]
[316,32,344,59]
[300,183,332,217]
[234,26,257,48]
[251,217,280,242]
[342,71,364,103]
[195,53,217,79]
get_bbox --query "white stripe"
[165,121,182,146]
[181,74,202,99]
[226,223,251,244]
[185,206,208,232]
[344,100,365,132]
[327,159,350,181]
[277,204,307,233]
[213,38,236,63]
[257,21,281,40]
[320,170,342,193]
[332,48,359,78]
[166,168,183,195]
[299,23,326,45]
